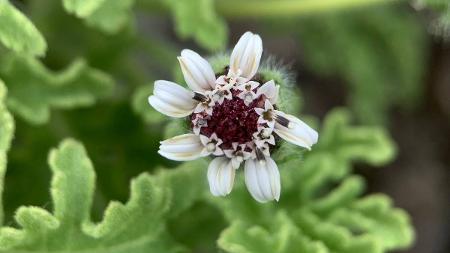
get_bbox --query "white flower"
[208,157,235,196]
[149,31,318,202]
[229,31,263,81]
[244,156,280,202]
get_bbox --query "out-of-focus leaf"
[416,0,450,38]
[0,54,114,125]
[163,0,228,51]
[85,0,135,34]
[0,80,14,225]
[63,0,135,33]
[219,212,328,253]
[296,6,427,124]
[213,108,412,253]
[62,0,106,17]
[132,84,166,124]
[0,139,206,252]
[0,1,47,56]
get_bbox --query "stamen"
[197,118,207,127]
[275,115,291,128]
[193,92,208,102]
[255,148,265,162]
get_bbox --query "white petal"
[257,80,279,104]
[207,157,236,196]
[149,80,197,118]
[230,32,263,80]
[244,157,280,203]
[159,134,207,161]
[273,111,318,150]
[178,49,216,92]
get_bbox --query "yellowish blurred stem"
[216,0,401,17]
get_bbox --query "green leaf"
[0,1,47,56]
[0,139,207,252]
[304,108,396,180]
[163,0,228,51]
[296,6,427,124]
[328,194,414,251]
[62,0,107,17]
[0,54,115,125]
[218,212,328,253]
[131,84,166,124]
[85,0,135,34]
[0,80,14,225]
[63,0,135,33]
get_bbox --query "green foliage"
[0,80,14,225]
[0,139,206,252]
[63,0,135,33]
[417,0,450,37]
[132,83,166,125]
[214,109,412,253]
[163,0,228,51]
[0,1,47,56]
[293,6,428,124]
[0,54,114,125]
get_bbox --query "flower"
[148,31,318,203]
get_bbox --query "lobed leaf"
[163,0,228,51]
[0,80,14,225]
[0,139,206,252]
[63,0,135,33]
[0,54,114,125]
[0,1,47,56]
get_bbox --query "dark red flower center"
[191,90,265,150]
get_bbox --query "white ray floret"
[244,156,281,203]
[273,111,318,150]
[178,49,217,92]
[229,32,263,81]
[158,134,208,161]
[148,80,198,118]
[207,157,236,196]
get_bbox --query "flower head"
[148,31,318,203]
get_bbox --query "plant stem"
[216,0,401,18]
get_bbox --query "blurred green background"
[0,0,449,252]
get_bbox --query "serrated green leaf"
[218,212,329,253]
[0,1,47,56]
[0,54,114,124]
[63,0,135,33]
[0,139,207,252]
[305,108,396,180]
[328,194,414,251]
[164,0,228,51]
[0,80,14,226]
